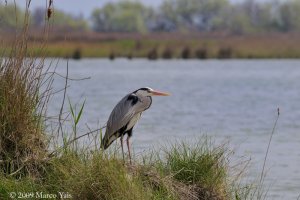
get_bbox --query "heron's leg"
[120,134,125,162]
[126,136,132,165]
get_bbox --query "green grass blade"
[75,99,85,125]
[68,97,75,121]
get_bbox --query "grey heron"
[101,87,170,163]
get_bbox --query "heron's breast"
[126,113,142,131]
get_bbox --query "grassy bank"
[2,32,300,59]
[0,139,257,200]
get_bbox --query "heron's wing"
[107,94,139,133]
[102,93,145,148]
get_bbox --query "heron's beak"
[151,90,170,96]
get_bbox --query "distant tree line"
[91,0,300,33]
[0,4,88,32]
[1,0,300,34]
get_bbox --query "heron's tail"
[101,132,117,150]
[100,137,109,150]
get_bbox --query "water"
[48,59,300,199]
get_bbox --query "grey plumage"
[102,91,152,149]
[101,87,169,163]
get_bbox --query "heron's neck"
[140,96,152,110]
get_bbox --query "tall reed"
[0,1,52,177]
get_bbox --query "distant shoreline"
[2,32,300,59]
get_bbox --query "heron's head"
[134,87,170,97]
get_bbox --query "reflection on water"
[48,59,300,199]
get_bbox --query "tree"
[31,7,88,31]
[0,3,25,31]
[158,0,230,31]
[32,8,45,27]
[91,1,153,33]
[149,1,177,32]
[49,9,88,31]
[278,0,300,32]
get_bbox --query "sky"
[15,0,272,18]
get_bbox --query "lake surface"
[48,59,300,199]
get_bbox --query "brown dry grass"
[0,9,52,178]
